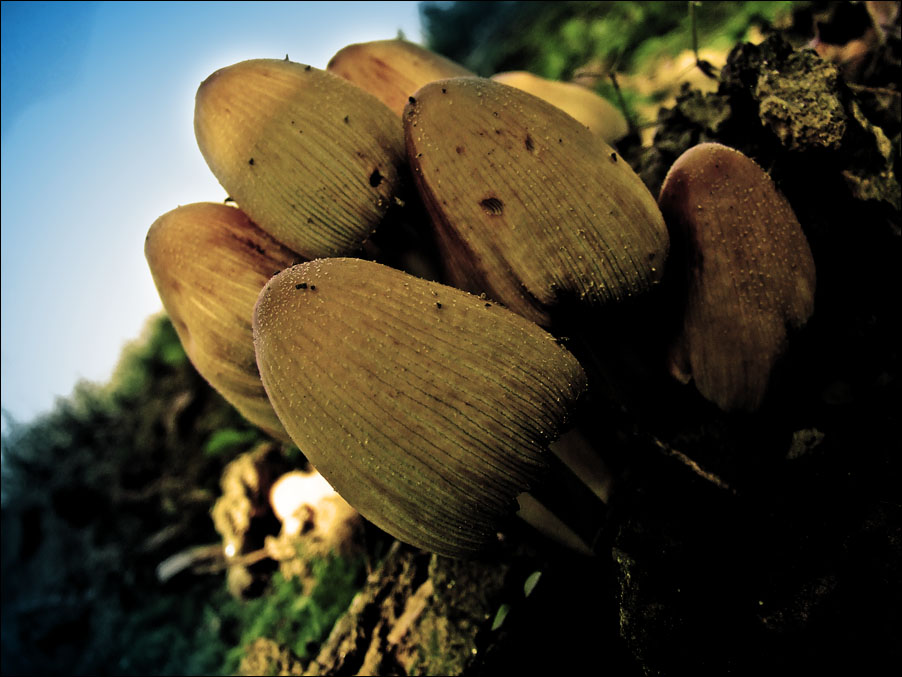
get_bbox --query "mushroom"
[253,257,595,558]
[490,70,629,144]
[404,77,669,327]
[269,469,351,539]
[327,38,475,117]
[657,142,816,412]
[194,58,406,259]
[144,202,300,441]
[267,469,362,564]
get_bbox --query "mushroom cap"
[490,70,629,144]
[144,202,299,441]
[253,257,588,557]
[658,142,816,412]
[194,58,406,259]
[404,77,669,326]
[327,39,474,117]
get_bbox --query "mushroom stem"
[549,426,613,504]
[517,445,609,556]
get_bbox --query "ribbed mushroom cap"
[327,39,474,117]
[253,258,588,558]
[404,77,669,327]
[194,59,406,259]
[490,71,629,144]
[658,143,816,412]
[144,202,300,441]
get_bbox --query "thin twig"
[652,437,737,494]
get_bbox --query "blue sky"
[1,1,424,431]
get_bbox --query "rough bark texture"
[301,528,636,677]
[303,541,511,676]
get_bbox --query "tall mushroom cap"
[253,258,588,558]
[404,77,669,327]
[490,70,629,144]
[658,142,816,412]
[144,202,300,442]
[327,39,474,117]
[194,59,406,259]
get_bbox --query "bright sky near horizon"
[1,1,424,432]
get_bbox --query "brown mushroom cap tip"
[658,142,816,412]
[403,76,669,327]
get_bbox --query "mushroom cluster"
[145,39,816,559]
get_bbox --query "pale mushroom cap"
[144,202,299,441]
[194,59,405,258]
[491,71,629,144]
[327,39,474,116]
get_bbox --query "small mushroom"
[267,469,362,564]
[404,77,669,327]
[491,70,629,144]
[327,38,474,117]
[253,258,589,558]
[658,142,816,412]
[269,470,349,539]
[144,202,299,441]
[194,59,406,258]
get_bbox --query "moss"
[224,552,366,675]
[204,427,265,457]
[107,313,188,399]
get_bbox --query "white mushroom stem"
[516,442,610,556]
[549,426,613,503]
